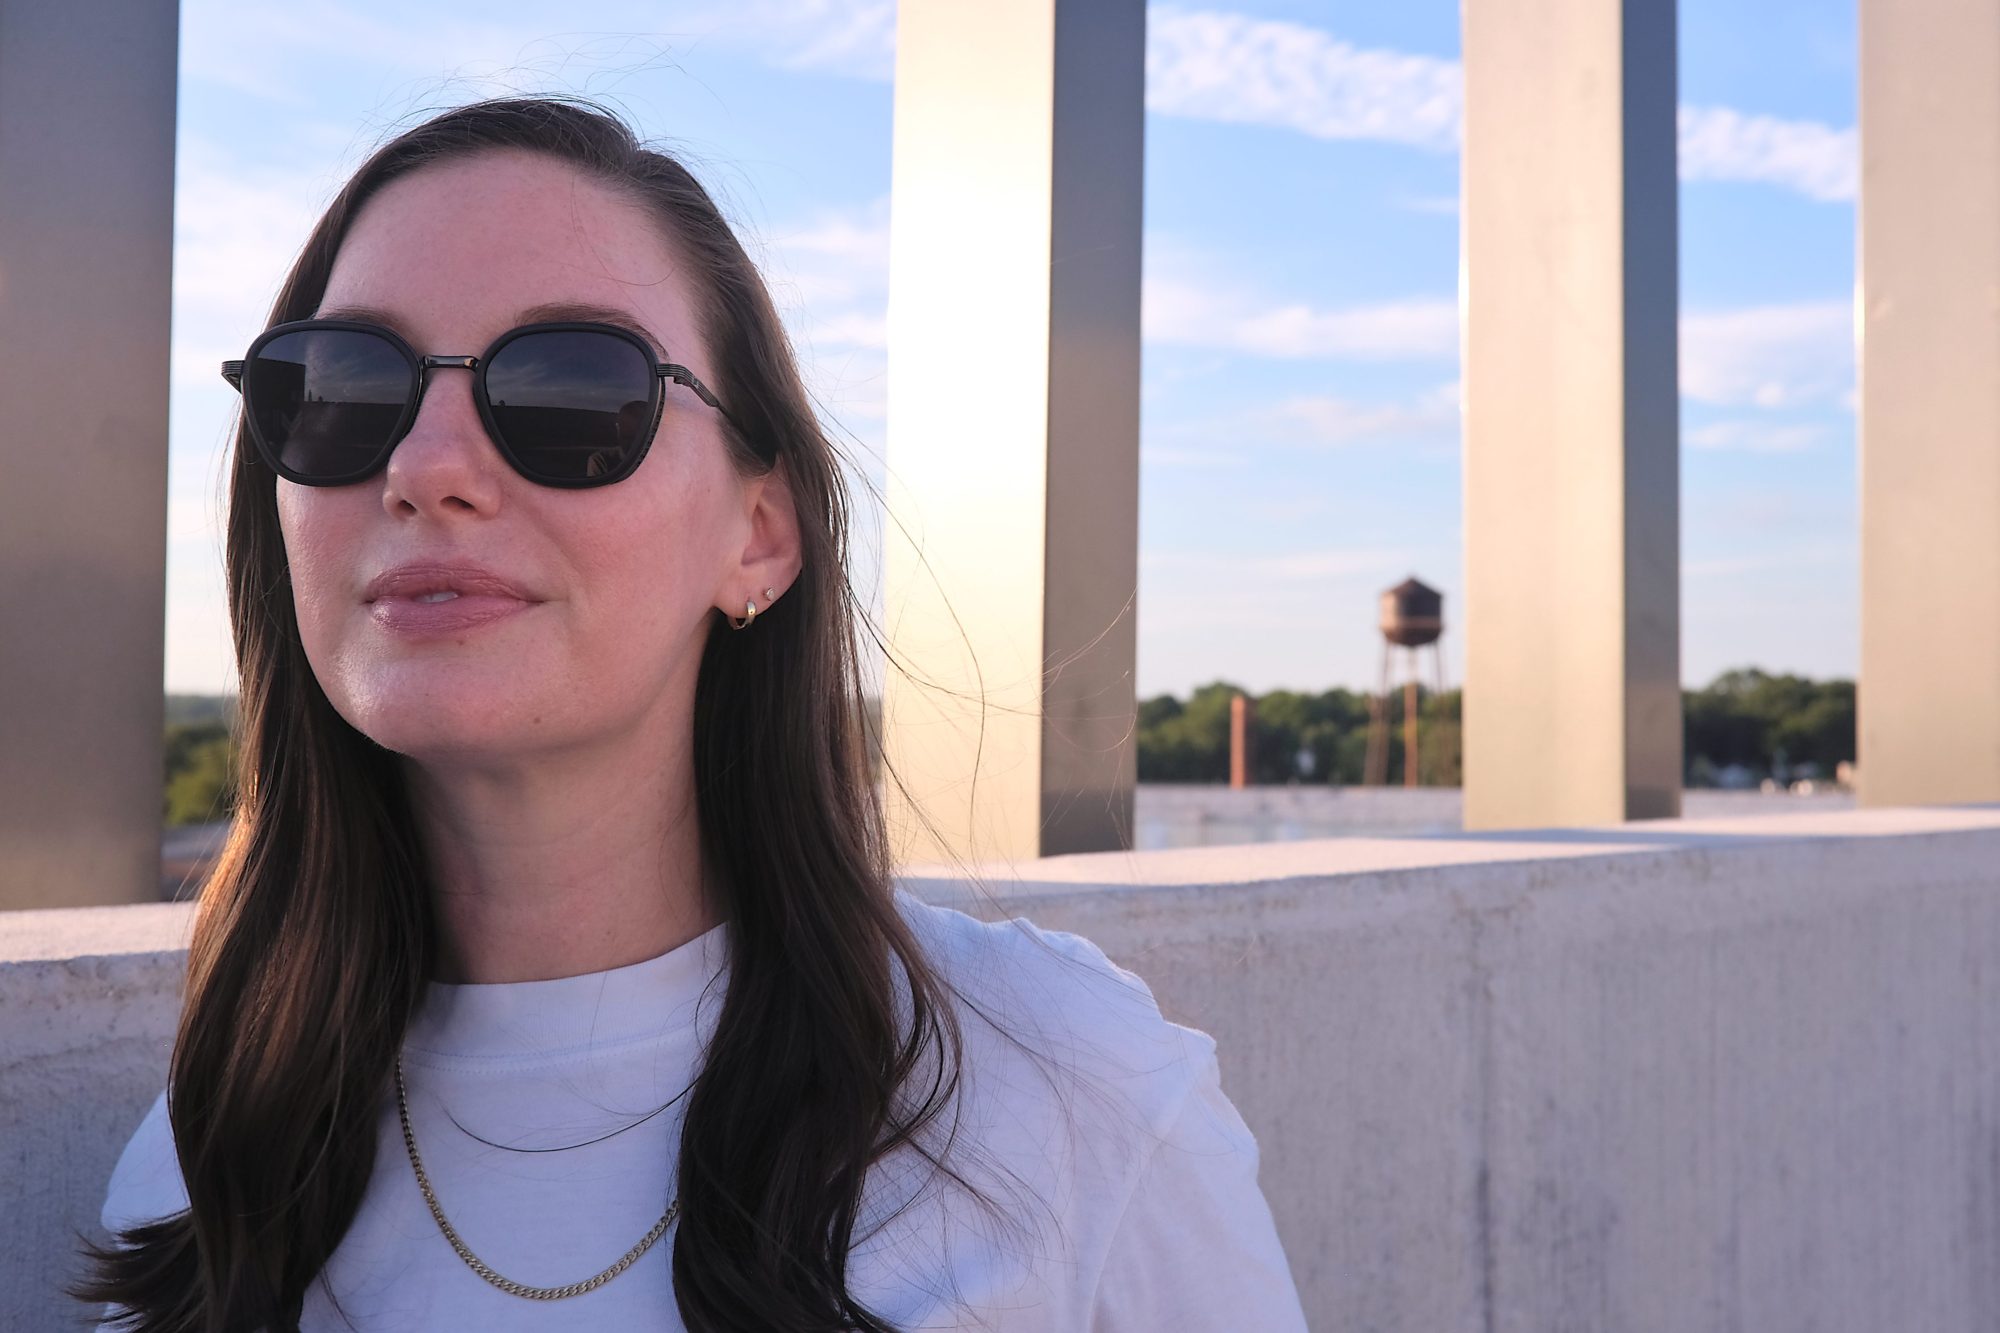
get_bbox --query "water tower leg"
[1365,641,1391,786]
[1404,674,1421,788]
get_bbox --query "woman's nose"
[379,365,506,514]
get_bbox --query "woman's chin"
[329,685,564,763]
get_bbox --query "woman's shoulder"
[892,888,1220,1137]
[879,890,1297,1329]
[99,1089,188,1235]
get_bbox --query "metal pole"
[1404,675,1421,789]
[1230,693,1254,789]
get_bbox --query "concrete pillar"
[1460,0,1682,830]
[1857,0,2000,807]
[880,0,1144,862]
[0,1,178,908]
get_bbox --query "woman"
[83,96,1306,1331]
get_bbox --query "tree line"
[1135,668,1854,787]
[164,695,237,826]
[162,669,1856,825]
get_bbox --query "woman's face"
[279,149,792,766]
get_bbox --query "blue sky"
[166,0,1859,699]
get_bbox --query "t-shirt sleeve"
[1086,1052,1309,1332]
[95,1090,186,1332]
[100,1089,188,1235]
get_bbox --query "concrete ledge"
[914,804,2000,1331]
[8,805,2000,1329]
[3,902,192,1330]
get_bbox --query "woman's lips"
[367,592,536,636]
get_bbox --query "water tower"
[1364,576,1448,787]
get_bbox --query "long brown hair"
[79,95,985,1332]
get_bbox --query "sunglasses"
[221,318,740,489]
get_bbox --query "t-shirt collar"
[402,918,730,1061]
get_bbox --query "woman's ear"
[723,462,803,613]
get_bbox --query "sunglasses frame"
[221,318,737,489]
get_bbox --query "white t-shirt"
[99,891,1307,1331]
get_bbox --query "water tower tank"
[1379,576,1444,647]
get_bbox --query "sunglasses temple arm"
[660,362,721,409]
[661,362,753,440]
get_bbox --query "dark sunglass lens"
[483,330,656,483]
[247,329,412,481]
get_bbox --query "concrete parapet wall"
[3,904,194,1329]
[7,807,2000,1329]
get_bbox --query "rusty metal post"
[1230,693,1255,789]
[1224,688,1256,784]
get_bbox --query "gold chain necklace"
[394,1053,681,1301]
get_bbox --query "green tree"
[1133,669,1852,790]
[164,721,237,825]
[1682,668,1855,782]
[1136,681,1243,781]
[1418,688,1463,786]
[1137,681,1392,785]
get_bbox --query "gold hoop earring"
[728,600,759,631]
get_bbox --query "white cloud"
[167,497,225,547]
[179,0,676,106]
[1145,7,1461,150]
[1151,238,1852,416]
[754,197,892,316]
[1685,420,1826,454]
[1146,11,1854,205]
[747,197,894,426]
[1134,383,1457,468]
[1234,298,1458,360]
[761,0,897,80]
[655,0,896,81]
[170,136,349,405]
[805,312,889,350]
[798,346,890,425]
[1677,105,1857,203]
[1141,445,1247,468]
[1263,382,1460,445]
[768,201,893,268]
[1684,542,1851,577]
[1144,266,1458,362]
[1136,543,1450,688]
[1143,545,1410,583]
[1680,301,1853,408]
[666,4,1855,206]
[1394,193,1460,216]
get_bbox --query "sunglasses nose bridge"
[404,353,483,434]
[392,353,494,476]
